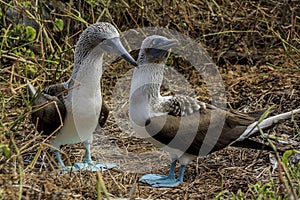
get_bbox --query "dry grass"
[1,0,300,199]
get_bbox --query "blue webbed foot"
[56,166,74,172]
[54,150,116,172]
[57,163,116,172]
[69,142,117,171]
[73,161,117,172]
[140,162,186,188]
[140,174,182,187]
[55,143,117,172]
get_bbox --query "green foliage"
[4,24,36,50]
[249,181,276,199]
[86,0,101,7]
[282,150,299,165]
[214,189,245,200]
[0,144,11,158]
[215,181,279,199]
[22,1,32,7]
[54,18,64,32]
[24,64,37,75]
[25,26,36,41]
[10,24,27,41]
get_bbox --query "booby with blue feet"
[129,35,300,187]
[28,22,137,172]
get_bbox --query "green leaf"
[0,144,11,158]
[25,64,37,74]
[26,49,35,57]
[26,26,36,41]
[23,1,32,7]
[235,189,244,199]
[259,182,271,193]
[282,150,299,165]
[54,18,64,32]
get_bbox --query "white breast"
[52,52,103,147]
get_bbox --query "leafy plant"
[54,18,64,32]
[0,144,11,158]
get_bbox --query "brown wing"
[98,101,110,127]
[31,83,109,133]
[31,83,67,135]
[146,100,257,156]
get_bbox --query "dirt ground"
[1,1,300,199]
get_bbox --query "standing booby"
[129,35,300,187]
[28,22,137,171]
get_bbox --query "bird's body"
[129,35,300,187]
[29,82,110,135]
[29,22,136,171]
[53,51,103,148]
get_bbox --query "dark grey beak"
[103,37,137,66]
[149,38,178,58]
[155,38,178,50]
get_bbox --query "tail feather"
[238,108,300,141]
[232,138,295,152]
[232,138,274,151]
[27,80,37,98]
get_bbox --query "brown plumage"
[147,102,274,156]
[98,101,110,127]
[30,83,67,135]
[29,83,110,135]
[129,35,300,187]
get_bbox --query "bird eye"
[152,40,156,46]
[99,38,106,44]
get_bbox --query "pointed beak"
[148,38,178,58]
[155,38,178,50]
[104,37,137,67]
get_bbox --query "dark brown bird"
[129,35,300,187]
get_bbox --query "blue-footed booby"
[28,22,137,171]
[129,35,300,187]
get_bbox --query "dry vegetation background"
[0,0,300,199]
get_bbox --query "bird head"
[75,22,137,66]
[138,35,178,65]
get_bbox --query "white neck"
[55,45,104,145]
[63,46,104,117]
[129,63,164,126]
[69,46,104,92]
[130,63,164,96]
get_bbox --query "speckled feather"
[159,95,202,117]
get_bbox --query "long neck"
[129,63,164,125]
[130,63,164,100]
[69,45,103,90]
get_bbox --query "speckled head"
[74,22,137,67]
[138,35,178,65]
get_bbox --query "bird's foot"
[56,165,76,173]
[140,174,182,188]
[73,161,116,172]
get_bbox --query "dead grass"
[0,0,300,199]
